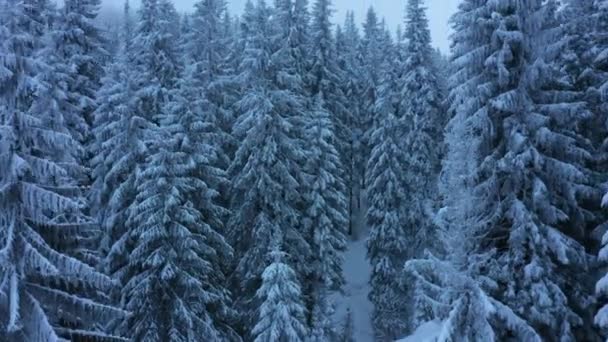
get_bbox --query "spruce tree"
[399,2,445,324]
[119,91,235,340]
[228,0,309,336]
[484,2,595,339]
[556,5,608,338]
[309,0,350,195]
[162,64,238,340]
[359,7,382,192]
[252,245,308,342]
[182,0,235,235]
[0,0,123,339]
[410,0,597,339]
[55,0,106,145]
[336,11,364,236]
[589,0,608,335]
[96,0,181,338]
[293,0,311,76]
[187,0,235,167]
[46,0,107,270]
[91,0,135,267]
[301,95,348,333]
[366,64,410,340]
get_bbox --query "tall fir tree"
[182,0,236,254]
[585,0,608,336]
[119,73,236,339]
[309,0,350,192]
[0,0,124,339]
[336,11,364,236]
[187,0,235,168]
[409,0,599,340]
[553,3,608,338]
[91,0,135,267]
[301,94,348,335]
[399,1,444,324]
[164,64,239,340]
[366,62,410,340]
[293,0,311,77]
[55,0,106,146]
[252,244,308,342]
[359,7,382,193]
[49,0,108,270]
[308,0,350,211]
[95,0,182,338]
[228,0,309,336]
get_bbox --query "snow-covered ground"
[333,190,375,342]
[397,320,442,342]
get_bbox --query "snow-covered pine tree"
[122,0,135,50]
[400,0,444,174]
[406,30,542,336]
[307,292,336,341]
[180,0,236,239]
[228,0,309,336]
[366,61,410,340]
[163,63,238,340]
[132,0,179,105]
[187,0,235,168]
[307,0,351,232]
[119,75,236,339]
[43,0,108,272]
[406,254,542,342]
[301,94,348,334]
[219,9,242,85]
[228,3,274,329]
[54,0,106,146]
[293,0,311,77]
[309,0,350,203]
[95,0,181,338]
[406,91,541,340]
[554,4,608,337]
[406,0,600,340]
[176,13,192,56]
[271,0,309,96]
[335,11,364,236]
[252,244,307,342]
[0,0,124,339]
[431,48,450,114]
[90,0,135,268]
[230,0,255,104]
[159,0,180,43]
[403,1,528,337]
[359,7,384,192]
[483,1,596,339]
[590,0,608,336]
[272,0,323,322]
[399,1,444,306]
[555,0,606,235]
[417,0,596,339]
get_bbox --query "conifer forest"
[4,0,608,341]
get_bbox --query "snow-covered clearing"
[333,190,374,342]
[397,320,442,342]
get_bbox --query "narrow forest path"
[333,190,374,341]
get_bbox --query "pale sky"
[102,0,460,52]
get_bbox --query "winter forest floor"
[333,190,375,342]
[333,192,442,342]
